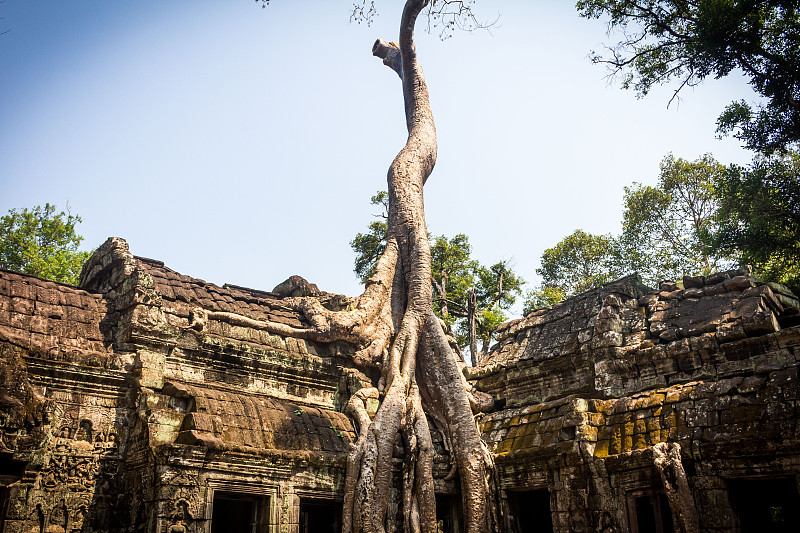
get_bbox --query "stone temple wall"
[1,237,799,533]
[0,262,129,533]
[0,238,370,533]
[470,269,800,533]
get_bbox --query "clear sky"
[1,1,755,310]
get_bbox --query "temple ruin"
[1,236,799,532]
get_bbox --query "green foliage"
[0,204,90,286]
[618,154,733,285]
[577,0,800,154]
[711,151,800,293]
[463,260,524,353]
[350,191,389,283]
[528,154,741,309]
[535,229,621,299]
[431,233,477,316]
[474,261,524,311]
[430,233,479,339]
[522,286,566,314]
[463,306,507,352]
[430,244,524,357]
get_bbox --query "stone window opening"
[727,477,800,532]
[209,491,269,533]
[626,490,674,533]
[162,382,196,414]
[299,498,341,533]
[506,489,553,533]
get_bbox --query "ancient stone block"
[716,320,747,343]
[724,275,755,292]
[683,275,705,289]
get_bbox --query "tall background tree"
[0,204,89,285]
[537,229,620,295]
[469,261,523,356]
[617,153,732,284]
[576,0,800,154]
[350,191,389,283]
[712,151,800,293]
[524,229,619,312]
[569,0,800,310]
[524,153,742,312]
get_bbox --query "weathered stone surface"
[272,275,321,298]
[3,240,800,533]
[475,268,800,533]
[0,238,364,533]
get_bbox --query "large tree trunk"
[338,2,493,531]
[199,1,494,530]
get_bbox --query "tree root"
[653,443,700,533]
[189,0,497,530]
[190,239,400,367]
[188,234,495,533]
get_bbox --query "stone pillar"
[277,484,299,533]
[690,475,736,531]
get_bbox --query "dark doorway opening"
[0,453,25,531]
[210,491,269,533]
[435,494,463,533]
[299,499,341,533]
[728,477,800,532]
[628,493,674,533]
[507,489,553,533]
[0,486,8,531]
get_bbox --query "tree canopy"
[350,191,389,283]
[534,229,620,297]
[0,204,90,286]
[577,0,800,154]
[430,232,476,318]
[525,153,745,311]
[617,153,732,284]
[450,258,524,361]
[712,150,800,292]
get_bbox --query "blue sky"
[1,1,755,307]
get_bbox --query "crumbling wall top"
[0,268,116,366]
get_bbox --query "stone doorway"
[299,499,341,533]
[0,452,25,532]
[0,486,8,532]
[210,491,269,533]
[507,489,553,533]
[728,477,800,532]
[435,494,463,533]
[627,492,674,533]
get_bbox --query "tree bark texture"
[340,2,494,531]
[467,288,477,367]
[192,1,496,531]
[188,2,494,530]
[653,443,700,533]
